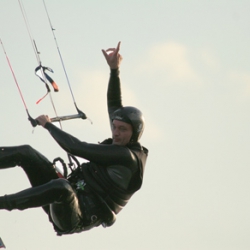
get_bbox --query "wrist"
[110,68,119,76]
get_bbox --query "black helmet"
[112,106,145,142]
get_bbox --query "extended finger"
[113,42,121,55]
[116,41,121,52]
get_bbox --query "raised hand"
[102,42,122,69]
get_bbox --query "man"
[0,42,148,235]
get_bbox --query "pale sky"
[1,0,250,249]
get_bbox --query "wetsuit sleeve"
[107,68,123,128]
[44,123,137,168]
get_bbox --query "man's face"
[112,120,133,146]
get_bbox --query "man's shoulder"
[128,142,148,155]
[99,138,148,156]
[100,138,113,145]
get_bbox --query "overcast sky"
[1,0,250,249]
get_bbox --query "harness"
[51,164,116,236]
[69,170,117,228]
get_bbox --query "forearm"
[44,123,134,166]
[44,122,88,156]
[107,68,122,117]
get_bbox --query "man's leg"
[0,145,84,233]
[0,145,59,186]
[0,178,82,233]
[0,144,60,215]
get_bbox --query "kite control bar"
[50,104,88,123]
[28,108,88,127]
[50,111,87,123]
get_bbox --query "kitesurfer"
[0,42,148,235]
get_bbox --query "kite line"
[0,39,37,127]
[42,0,82,115]
[1,1,92,172]
[13,0,89,127]
[42,0,90,124]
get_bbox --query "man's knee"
[19,144,34,151]
[19,145,42,158]
[53,178,71,190]
[8,144,40,161]
[51,179,75,201]
[0,145,38,168]
[17,145,53,167]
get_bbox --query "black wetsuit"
[0,69,148,235]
